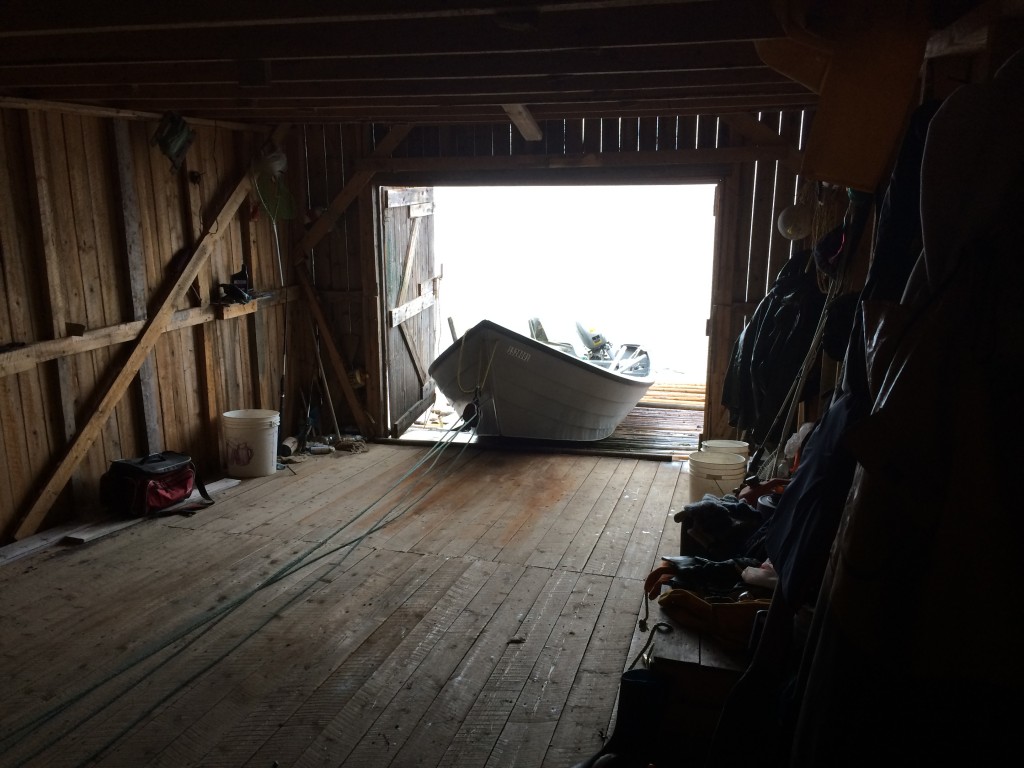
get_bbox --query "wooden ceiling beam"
[0,2,783,64]
[359,143,799,173]
[14,68,795,104]
[0,2,811,122]
[126,93,816,122]
[1,1,746,33]
[502,104,543,141]
[0,43,768,89]
[18,64,792,96]
[0,93,817,129]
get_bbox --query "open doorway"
[434,184,716,381]
[403,183,717,444]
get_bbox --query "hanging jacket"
[721,249,826,446]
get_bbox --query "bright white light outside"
[432,184,716,384]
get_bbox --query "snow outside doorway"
[431,184,716,385]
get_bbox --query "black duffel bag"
[100,451,213,517]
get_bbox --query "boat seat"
[529,317,579,356]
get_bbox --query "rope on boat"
[455,331,499,395]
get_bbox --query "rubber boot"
[570,667,670,768]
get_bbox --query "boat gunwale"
[428,319,655,388]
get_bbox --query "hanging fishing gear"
[746,187,873,481]
[151,112,195,173]
[251,148,298,418]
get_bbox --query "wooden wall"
[0,105,825,542]
[0,109,303,539]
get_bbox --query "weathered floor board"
[0,442,737,768]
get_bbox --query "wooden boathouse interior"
[2,3,1021,766]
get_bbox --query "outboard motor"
[576,321,612,360]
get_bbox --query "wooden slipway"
[0,443,743,768]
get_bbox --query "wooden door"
[380,187,440,437]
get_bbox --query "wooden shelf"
[213,299,260,320]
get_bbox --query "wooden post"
[113,120,163,453]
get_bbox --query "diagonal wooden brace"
[286,124,412,439]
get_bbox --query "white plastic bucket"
[685,451,746,503]
[699,439,749,457]
[223,409,280,478]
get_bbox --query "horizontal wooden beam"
[0,96,261,130]
[388,291,436,328]
[0,3,783,63]
[20,68,796,104]
[0,43,768,88]
[0,287,299,379]
[0,1,768,33]
[359,144,798,174]
[157,93,817,123]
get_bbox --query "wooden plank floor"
[400,405,704,460]
[0,442,739,768]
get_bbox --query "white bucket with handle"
[699,439,749,457]
[685,451,747,503]
[223,409,280,478]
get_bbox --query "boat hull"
[428,320,654,441]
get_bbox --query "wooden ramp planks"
[0,444,741,768]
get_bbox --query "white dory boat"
[428,318,654,441]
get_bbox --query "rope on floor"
[2,414,483,765]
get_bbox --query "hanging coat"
[790,47,1024,767]
[721,249,826,446]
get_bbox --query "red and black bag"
[100,451,213,518]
